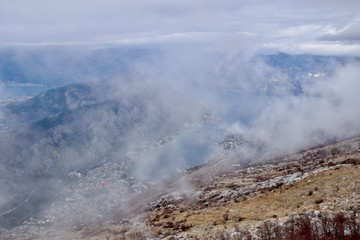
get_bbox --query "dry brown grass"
[148,165,360,238]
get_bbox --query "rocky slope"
[1,50,360,239]
[142,136,360,239]
[3,136,358,240]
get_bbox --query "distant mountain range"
[1,48,359,97]
[0,81,205,225]
[0,47,159,86]
[0,48,359,237]
[1,49,358,193]
[209,52,359,95]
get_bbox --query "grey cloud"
[1,0,360,51]
[248,63,360,153]
[320,20,360,42]
[1,38,360,230]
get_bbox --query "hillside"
[0,82,209,234]
[4,136,358,240]
[0,51,360,240]
[2,0,360,238]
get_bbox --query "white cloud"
[250,63,360,153]
[276,25,321,38]
[0,0,360,53]
[320,18,360,41]
[263,42,360,56]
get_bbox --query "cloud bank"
[1,0,360,55]
[224,62,360,157]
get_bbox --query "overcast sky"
[0,0,360,54]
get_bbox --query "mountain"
[1,135,359,239]
[4,83,97,125]
[0,50,359,239]
[209,52,359,95]
[0,47,160,86]
[2,81,203,169]
[263,52,359,94]
[0,47,161,99]
[0,81,209,230]
[136,136,360,239]
[2,48,357,98]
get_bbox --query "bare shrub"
[314,198,324,204]
[330,147,340,156]
[199,211,359,240]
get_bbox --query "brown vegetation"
[199,211,360,240]
[21,137,359,240]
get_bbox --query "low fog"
[249,63,360,153]
[0,44,359,231]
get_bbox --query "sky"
[1,0,360,227]
[1,0,360,55]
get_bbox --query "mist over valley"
[0,1,360,239]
